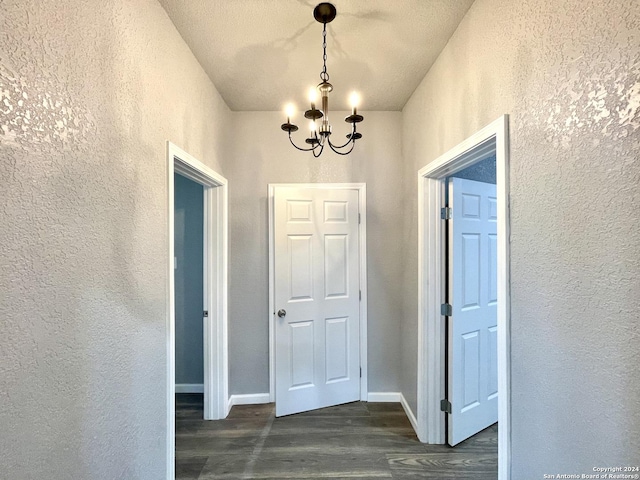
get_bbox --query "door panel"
[488,234,498,304]
[325,317,349,383]
[289,320,314,388]
[289,235,313,301]
[461,233,481,309]
[274,187,360,417]
[448,177,498,446]
[488,326,498,398]
[324,235,349,297]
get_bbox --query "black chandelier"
[281,2,363,157]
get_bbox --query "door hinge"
[440,399,452,414]
[358,213,361,224]
[441,207,452,220]
[203,310,209,317]
[441,303,452,316]
[359,290,362,301]
[360,367,362,378]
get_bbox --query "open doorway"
[416,116,510,479]
[174,173,205,398]
[166,142,229,480]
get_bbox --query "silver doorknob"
[277,309,287,318]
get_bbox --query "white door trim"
[268,183,368,403]
[166,141,229,480]
[416,115,510,479]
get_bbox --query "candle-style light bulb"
[285,103,295,123]
[308,87,319,110]
[309,120,317,137]
[349,91,360,116]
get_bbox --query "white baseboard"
[367,392,402,402]
[227,393,271,413]
[399,392,419,435]
[175,383,204,394]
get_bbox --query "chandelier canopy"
[281,3,363,157]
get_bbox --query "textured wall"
[174,174,204,385]
[225,111,403,395]
[401,0,640,475]
[0,0,231,478]
[4,0,637,476]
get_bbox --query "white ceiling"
[158,0,475,111]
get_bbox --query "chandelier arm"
[327,137,356,156]
[327,124,358,150]
[288,133,320,152]
[312,142,325,158]
[328,134,354,150]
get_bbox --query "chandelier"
[281,2,364,157]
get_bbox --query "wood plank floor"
[176,394,497,480]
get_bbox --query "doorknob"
[277,309,287,318]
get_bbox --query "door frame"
[166,142,229,480]
[416,115,510,479]
[267,183,368,403]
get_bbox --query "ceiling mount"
[313,2,337,24]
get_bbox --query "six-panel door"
[448,177,498,445]
[273,187,360,417]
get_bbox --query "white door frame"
[416,115,510,479]
[166,141,229,480]
[268,183,368,403]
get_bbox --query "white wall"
[0,1,231,478]
[400,0,640,476]
[223,111,403,395]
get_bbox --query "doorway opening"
[174,173,205,398]
[416,116,510,479]
[166,142,228,480]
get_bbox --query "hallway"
[176,394,497,479]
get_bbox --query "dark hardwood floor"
[175,394,497,479]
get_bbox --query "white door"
[273,186,361,417]
[447,177,498,445]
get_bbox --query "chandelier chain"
[320,22,329,82]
